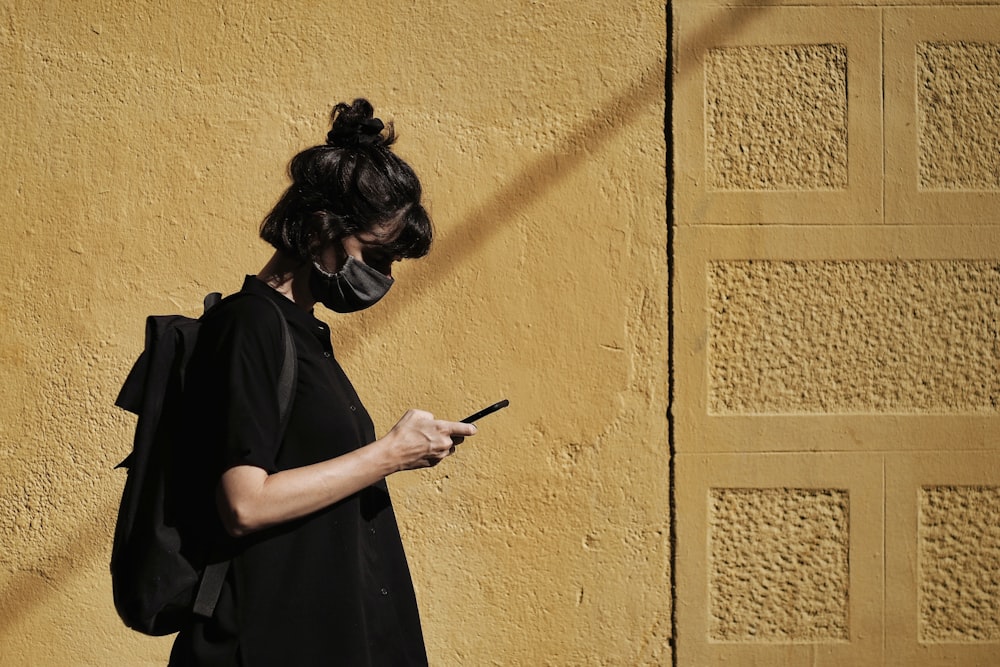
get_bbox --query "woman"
[169,99,476,666]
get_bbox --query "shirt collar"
[241,275,323,330]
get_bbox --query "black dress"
[169,276,428,666]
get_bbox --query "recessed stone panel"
[919,485,1000,642]
[705,44,848,192]
[886,454,1000,664]
[917,42,1000,191]
[674,6,882,225]
[885,7,1000,224]
[709,488,850,642]
[676,453,883,665]
[676,226,1000,453]
[707,260,1000,415]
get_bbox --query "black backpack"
[111,292,296,636]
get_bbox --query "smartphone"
[461,399,510,424]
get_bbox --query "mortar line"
[882,454,887,662]
[665,2,678,665]
[880,6,887,227]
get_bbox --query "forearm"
[216,409,475,537]
[217,440,397,537]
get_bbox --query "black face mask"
[309,257,394,313]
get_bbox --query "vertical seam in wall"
[880,7,886,225]
[882,454,887,662]
[665,2,678,666]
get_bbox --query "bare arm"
[216,409,476,537]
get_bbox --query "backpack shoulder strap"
[192,292,297,620]
[267,297,297,432]
[201,291,297,423]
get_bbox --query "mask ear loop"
[310,234,351,277]
[313,255,362,279]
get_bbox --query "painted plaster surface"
[708,260,1000,415]
[676,3,1000,666]
[918,41,1000,191]
[886,454,1000,666]
[709,488,850,642]
[705,44,848,191]
[0,1,667,665]
[919,486,1000,642]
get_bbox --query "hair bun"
[325,99,394,148]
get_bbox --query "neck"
[257,250,316,310]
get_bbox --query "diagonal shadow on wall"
[0,506,118,637]
[0,56,668,638]
[329,56,669,352]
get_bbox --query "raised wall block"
[676,453,883,666]
[917,42,1000,191]
[707,260,1000,415]
[919,486,1000,643]
[709,488,849,642]
[705,45,848,192]
[885,8,1000,224]
[886,454,1000,665]
[674,6,882,225]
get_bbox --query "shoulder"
[199,293,287,349]
[212,292,284,322]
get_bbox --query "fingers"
[396,411,477,437]
[428,419,472,458]
[424,426,455,467]
[442,420,478,438]
[444,421,476,448]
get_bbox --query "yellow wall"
[674,1,1000,666]
[0,1,667,665]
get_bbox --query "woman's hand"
[379,409,477,471]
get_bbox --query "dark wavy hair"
[260,99,432,262]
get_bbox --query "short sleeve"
[184,294,287,473]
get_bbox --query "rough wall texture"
[708,260,1000,415]
[675,2,1000,666]
[0,1,667,665]
[709,488,850,642]
[918,41,1000,191]
[919,486,1000,643]
[705,44,848,191]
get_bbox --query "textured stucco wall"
[674,2,1000,666]
[705,44,849,191]
[709,488,850,642]
[917,41,1000,190]
[919,486,1000,643]
[708,260,1000,414]
[0,2,667,665]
